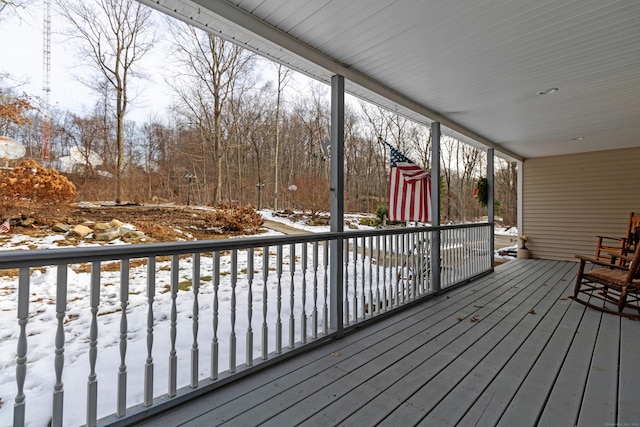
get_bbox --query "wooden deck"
[138,259,640,426]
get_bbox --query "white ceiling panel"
[140,0,640,161]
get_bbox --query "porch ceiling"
[140,0,640,161]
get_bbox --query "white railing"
[0,223,492,427]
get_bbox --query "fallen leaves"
[456,315,480,322]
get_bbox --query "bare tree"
[0,0,29,20]
[495,159,518,225]
[273,63,293,210]
[166,21,254,204]
[292,82,330,178]
[65,113,104,175]
[457,143,482,221]
[57,0,155,203]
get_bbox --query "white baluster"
[289,243,295,349]
[394,234,400,307]
[261,246,269,360]
[301,242,307,344]
[367,236,373,317]
[144,257,155,406]
[211,251,220,379]
[52,265,67,426]
[191,253,200,388]
[14,267,30,427]
[246,248,254,366]
[352,238,358,321]
[344,241,350,325]
[361,236,366,317]
[382,235,388,311]
[312,241,319,339]
[322,241,329,334]
[168,255,178,397]
[87,262,100,427]
[276,245,283,354]
[230,250,237,373]
[117,258,129,417]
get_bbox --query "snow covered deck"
[134,258,640,427]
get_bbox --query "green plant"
[359,217,378,227]
[476,177,489,208]
[376,206,388,222]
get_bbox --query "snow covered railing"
[0,223,492,427]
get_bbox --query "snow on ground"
[0,210,516,426]
[259,210,377,233]
[495,225,518,236]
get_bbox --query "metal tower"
[41,0,51,164]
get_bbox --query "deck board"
[136,259,640,427]
[378,261,570,426]
[619,317,640,424]
[185,261,533,426]
[576,312,619,426]
[419,261,576,426]
[496,290,587,426]
[288,262,543,426]
[536,304,601,426]
[457,265,576,426]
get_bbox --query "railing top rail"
[0,222,491,269]
[0,232,338,268]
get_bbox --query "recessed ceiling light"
[572,137,584,141]
[536,88,559,95]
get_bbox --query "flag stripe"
[387,145,431,223]
[0,219,10,233]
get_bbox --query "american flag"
[387,145,431,223]
[0,219,9,233]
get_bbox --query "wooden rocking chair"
[571,244,640,319]
[594,211,640,261]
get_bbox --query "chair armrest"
[575,255,630,271]
[595,235,624,242]
[610,252,634,263]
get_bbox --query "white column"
[430,122,441,292]
[487,148,495,268]
[329,74,344,333]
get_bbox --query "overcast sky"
[0,5,184,123]
[1,1,351,133]
[0,4,307,125]
[1,9,89,112]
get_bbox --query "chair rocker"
[571,244,640,319]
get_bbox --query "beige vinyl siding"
[522,147,640,261]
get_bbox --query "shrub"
[290,175,330,218]
[376,206,388,223]
[0,160,77,204]
[0,160,77,223]
[207,203,264,233]
[359,217,378,227]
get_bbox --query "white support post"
[487,148,495,268]
[329,74,344,334]
[430,122,441,292]
[517,159,524,244]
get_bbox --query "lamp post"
[287,184,297,209]
[185,174,195,206]
[256,182,265,210]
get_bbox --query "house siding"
[522,147,640,261]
